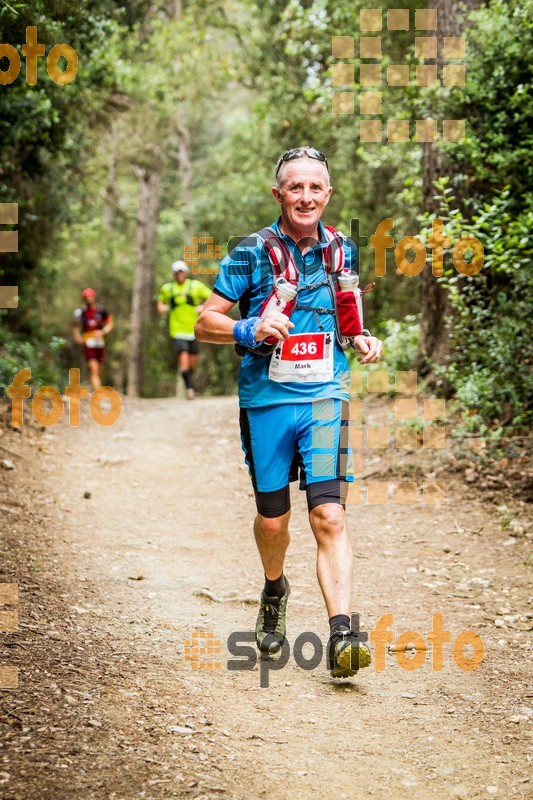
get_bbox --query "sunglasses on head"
[275,147,329,177]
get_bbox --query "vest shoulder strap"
[253,225,346,282]
[323,225,346,273]
[253,227,299,283]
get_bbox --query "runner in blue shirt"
[195,147,383,678]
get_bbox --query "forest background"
[0,0,531,446]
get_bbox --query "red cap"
[82,288,96,298]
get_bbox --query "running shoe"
[327,626,372,678]
[255,579,290,655]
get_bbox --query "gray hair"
[275,151,330,189]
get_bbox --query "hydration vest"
[80,303,108,333]
[235,226,373,357]
[168,279,196,309]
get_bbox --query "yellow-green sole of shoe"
[331,644,372,678]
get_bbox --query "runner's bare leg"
[254,511,291,581]
[309,504,352,617]
[178,351,190,372]
[87,359,102,391]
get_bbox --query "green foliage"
[442,0,533,197]
[379,315,420,374]
[0,0,135,337]
[0,2,26,21]
[409,0,533,439]
[349,314,420,393]
[0,0,424,399]
[0,0,528,419]
[142,320,177,398]
[193,0,426,333]
[420,182,533,435]
[196,343,241,396]
[0,311,66,388]
[500,512,513,530]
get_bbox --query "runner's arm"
[195,294,293,344]
[72,321,83,345]
[194,281,213,314]
[72,309,83,344]
[90,310,113,339]
[157,285,170,315]
[101,315,114,336]
[352,333,383,364]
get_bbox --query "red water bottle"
[336,269,363,342]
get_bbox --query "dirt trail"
[1,396,531,799]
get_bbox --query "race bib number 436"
[268,332,333,383]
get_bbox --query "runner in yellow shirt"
[157,261,212,399]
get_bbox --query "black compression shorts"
[173,338,200,355]
[254,479,348,518]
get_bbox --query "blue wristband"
[234,317,262,349]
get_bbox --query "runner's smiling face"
[272,159,332,240]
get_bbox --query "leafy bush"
[419,182,533,435]
[378,315,420,374]
[348,314,420,394]
[442,0,533,198]
[0,313,67,390]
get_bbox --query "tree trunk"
[127,167,161,397]
[103,151,117,232]
[171,0,193,245]
[416,0,482,382]
[175,109,193,243]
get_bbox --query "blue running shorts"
[239,399,355,510]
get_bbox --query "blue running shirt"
[214,218,359,408]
